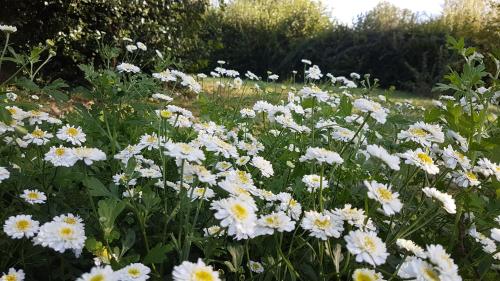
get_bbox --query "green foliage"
[0,0,209,79]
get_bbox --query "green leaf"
[83,177,113,198]
[0,107,12,123]
[143,243,173,264]
[337,95,352,116]
[15,77,40,92]
[97,199,126,240]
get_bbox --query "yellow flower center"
[147,136,157,143]
[4,274,17,281]
[193,269,214,281]
[59,227,73,238]
[66,127,79,137]
[231,203,249,220]
[90,274,105,281]
[7,108,16,114]
[32,129,45,138]
[265,215,279,227]
[180,143,193,154]
[194,188,206,196]
[340,130,351,136]
[454,152,465,160]
[27,192,40,199]
[16,219,31,231]
[417,153,433,165]
[237,171,250,184]
[363,237,376,252]
[251,263,261,270]
[55,147,66,156]
[160,110,172,119]
[313,218,331,229]
[354,272,375,281]
[410,128,428,137]
[377,188,393,201]
[423,267,440,281]
[466,172,477,181]
[127,268,141,277]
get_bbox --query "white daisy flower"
[20,189,47,204]
[447,130,468,152]
[22,126,53,145]
[44,146,78,167]
[117,263,150,281]
[397,122,444,147]
[400,148,439,174]
[113,173,137,187]
[3,214,40,239]
[203,225,226,237]
[172,259,220,281]
[153,70,176,82]
[422,187,456,214]
[331,127,356,142]
[441,145,471,170]
[473,158,499,180]
[164,142,205,164]
[452,170,480,187]
[251,156,274,177]
[353,98,388,124]
[198,134,239,159]
[1,268,25,281]
[210,197,258,240]
[396,239,427,258]
[426,244,460,275]
[276,192,302,220]
[257,211,295,235]
[352,268,385,281]
[0,166,10,183]
[117,63,140,73]
[76,266,117,281]
[366,144,400,171]
[397,256,456,281]
[114,145,142,164]
[469,227,497,254]
[34,217,86,255]
[56,125,86,146]
[344,230,389,266]
[364,180,402,216]
[333,204,376,231]
[152,93,173,102]
[301,59,312,65]
[73,147,106,165]
[136,42,147,51]
[299,147,344,165]
[126,44,138,52]
[248,261,264,273]
[240,108,256,118]
[302,174,328,192]
[301,210,344,240]
[6,106,30,120]
[0,25,17,33]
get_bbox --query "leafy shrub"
[0,0,209,80]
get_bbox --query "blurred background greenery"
[0,0,498,96]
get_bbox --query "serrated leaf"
[143,243,173,264]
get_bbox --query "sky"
[322,0,445,25]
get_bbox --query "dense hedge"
[0,0,209,80]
